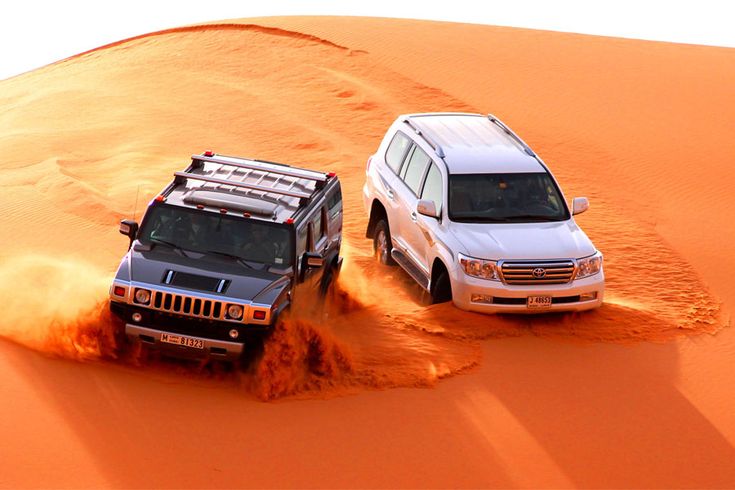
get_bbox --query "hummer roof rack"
[161,152,333,222]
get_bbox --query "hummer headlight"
[576,252,603,279]
[134,288,151,305]
[226,304,244,320]
[458,253,500,281]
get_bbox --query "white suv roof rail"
[487,114,536,157]
[402,118,446,159]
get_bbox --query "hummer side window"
[313,207,325,244]
[385,132,412,174]
[327,190,342,220]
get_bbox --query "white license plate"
[160,333,204,349]
[527,296,552,309]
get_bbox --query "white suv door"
[413,161,445,266]
[395,145,433,273]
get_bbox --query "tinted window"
[402,146,431,196]
[421,163,443,214]
[313,208,324,243]
[138,204,293,266]
[327,188,342,219]
[296,224,308,254]
[448,173,569,223]
[385,132,411,173]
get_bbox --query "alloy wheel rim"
[377,230,388,262]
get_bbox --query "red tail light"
[113,286,126,297]
[253,310,267,320]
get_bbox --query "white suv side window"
[385,132,412,174]
[401,146,431,196]
[421,163,443,214]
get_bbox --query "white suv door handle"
[410,211,417,222]
[386,189,395,200]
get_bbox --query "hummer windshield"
[448,172,570,223]
[138,204,294,267]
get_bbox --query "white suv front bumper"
[451,270,604,314]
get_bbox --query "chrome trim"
[498,259,577,285]
[125,281,252,324]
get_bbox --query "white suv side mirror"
[572,197,590,215]
[417,200,440,219]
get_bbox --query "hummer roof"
[158,152,335,223]
[401,113,545,174]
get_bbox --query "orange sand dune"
[1,16,734,488]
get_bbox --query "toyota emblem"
[532,267,546,278]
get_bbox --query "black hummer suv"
[109,151,343,360]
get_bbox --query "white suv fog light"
[132,312,142,322]
[229,329,239,339]
[579,292,598,302]
[470,294,493,304]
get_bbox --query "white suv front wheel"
[373,219,396,266]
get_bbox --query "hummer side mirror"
[417,199,440,219]
[572,197,590,216]
[303,251,325,269]
[119,219,139,249]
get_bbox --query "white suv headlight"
[458,253,500,281]
[576,252,603,279]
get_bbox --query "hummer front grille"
[500,260,575,285]
[151,290,231,321]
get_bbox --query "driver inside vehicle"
[240,225,278,264]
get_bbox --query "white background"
[1,0,733,80]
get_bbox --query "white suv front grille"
[500,260,575,285]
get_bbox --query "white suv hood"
[449,220,596,261]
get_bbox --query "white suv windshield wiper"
[451,216,511,223]
[503,214,564,222]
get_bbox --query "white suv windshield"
[448,172,569,223]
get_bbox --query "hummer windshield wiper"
[149,237,192,257]
[206,250,255,269]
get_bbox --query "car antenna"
[132,185,141,221]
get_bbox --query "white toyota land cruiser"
[363,113,604,313]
